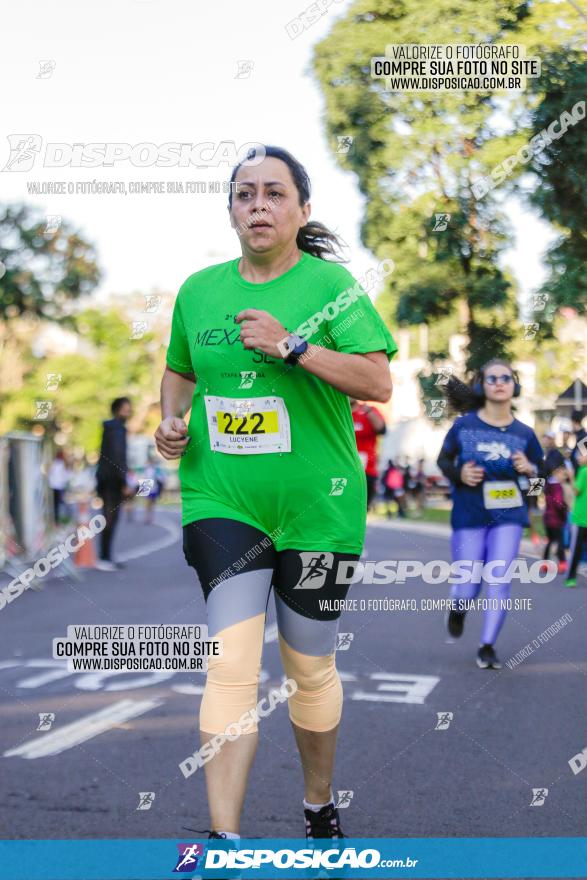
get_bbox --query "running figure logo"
[336,136,354,154]
[44,215,62,235]
[45,373,62,391]
[433,213,451,232]
[235,60,254,79]
[37,713,55,731]
[137,479,154,497]
[335,790,354,809]
[130,321,149,340]
[527,478,545,497]
[34,400,53,420]
[335,632,354,651]
[294,552,334,589]
[329,478,347,496]
[427,399,446,419]
[144,294,162,313]
[136,792,155,811]
[435,367,453,386]
[2,134,42,171]
[530,788,548,806]
[173,843,204,872]
[532,293,549,311]
[435,712,453,731]
[239,371,256,390]
[37,60,56,79]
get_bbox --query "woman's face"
[483,365,515,403]
[229,156,310,255]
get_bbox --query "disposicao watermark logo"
[0,515,105,611]
[1,137,266,171]
[179,678,297,777]
[471,101,585,199]
[333,558,557,586]
[173,843,204,872]
[276,258,394,356]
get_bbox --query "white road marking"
[4,698,163,759]
[171,683,206,695]
[74,670,176,692]
[351,672,439,704]
[16,665,73,689]
[1,658,438,706]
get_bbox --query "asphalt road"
[1,510,586,854]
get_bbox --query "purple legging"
[450,524,524,646]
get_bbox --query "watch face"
[287,334,306,354]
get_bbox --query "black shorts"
[183,518,357,622]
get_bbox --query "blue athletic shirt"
[437,412,544,529]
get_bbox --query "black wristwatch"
[283,333,309,366]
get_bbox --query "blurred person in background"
[381,458,405,518]
[142,452,166,525]
[48,449,71,524]
[540,464,569,575]
[350,398,386,510]
[412,457,427,517]
[437,360,544,670]
[95,397,133,572]
[124,468,139,522]
[570,410,587,473]
[543,431,565,476]
[566,451,587,587]
[560,422,573,460]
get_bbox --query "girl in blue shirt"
[437,360,544,669]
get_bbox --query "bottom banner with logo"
[1,837,586,879]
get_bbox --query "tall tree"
[526,51,587,315]
[0,203,101,322]
[313,0,583,372]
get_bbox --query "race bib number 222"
[204,395,291,455]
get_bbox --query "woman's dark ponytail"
[443,359,517,414]
[228,145,346,262]
[296,220,345,261]
[443,376,485,414]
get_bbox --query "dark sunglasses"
[485,374,513,385]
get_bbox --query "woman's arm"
[236,308,392,402]
[437,429,463,486]
[154,366,196,459]
[161,365,195,418]
[299,347,392,402]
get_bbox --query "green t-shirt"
[572,466,587,527]
[166,250,397,554]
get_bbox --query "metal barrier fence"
[0,433,52,566]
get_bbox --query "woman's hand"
[236,309,288,359]
[512,451,534,476]
[460,460,485,487]
[155,417,189,460]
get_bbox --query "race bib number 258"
[483,480,523,510]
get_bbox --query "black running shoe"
[304,803,346,839]
[446,608,466,638]
[476,644,502,670]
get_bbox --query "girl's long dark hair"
[228,145,346,261]
[443,359,517,414]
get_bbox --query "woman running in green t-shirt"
[155,145,397,843]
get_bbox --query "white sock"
[216,831,240,840]
[303,794,334,812]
